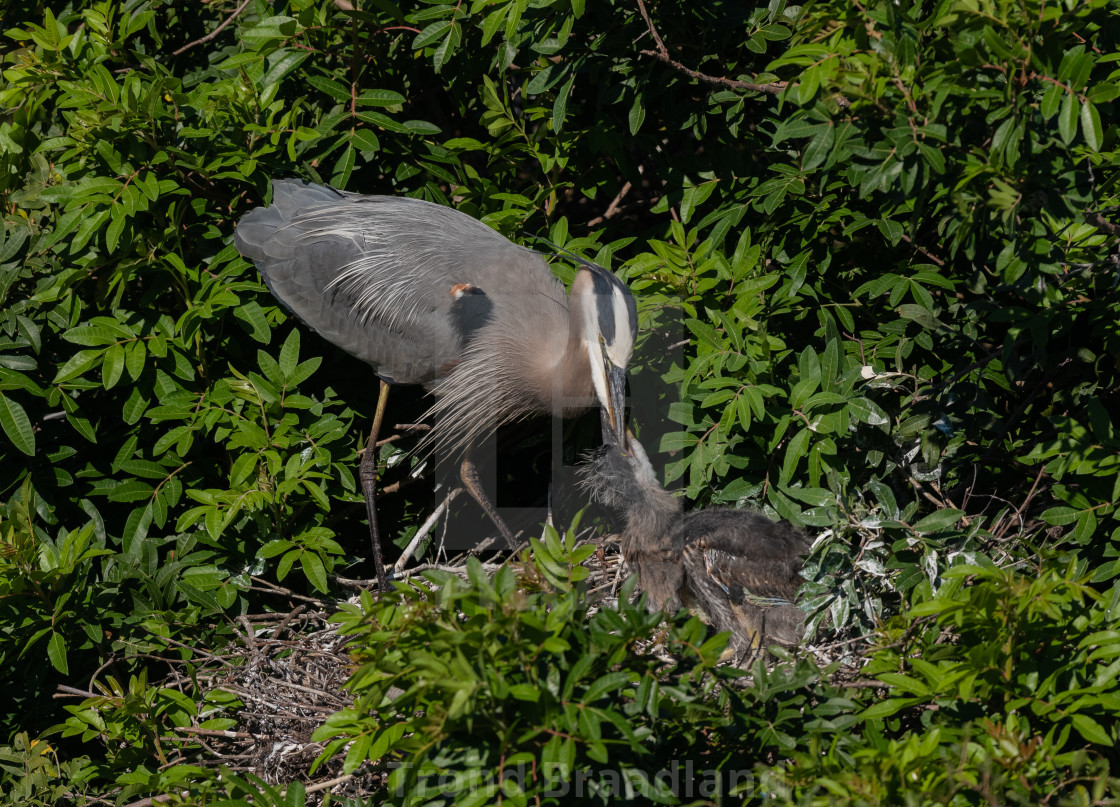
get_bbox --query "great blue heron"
[581,434,809,661]
[234,179,636,588]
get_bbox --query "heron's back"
[234,179,565,385]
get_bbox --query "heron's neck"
[520,316,596,418]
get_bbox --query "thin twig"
[304,774,356,796]
[120,797,175,807]
[171,0,254,57]
[55,684,99,700]
[393,489,462,574]
[174,727,255,739]
[249,575,334,606]
[587,181,633,227]
[635,0,667,53]
[899,232,946,266]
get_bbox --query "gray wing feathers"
[234,179,553,384]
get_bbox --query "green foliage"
[314,523,746,805]
[773,561,1120,805]
[0,733,95,806]
[2,0,1119,802]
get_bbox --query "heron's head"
[570,261,637,450]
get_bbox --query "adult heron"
[234,179,636,588]
[581,434,809,661]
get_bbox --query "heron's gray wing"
[234,179,557,384]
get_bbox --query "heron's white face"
[584,283,634,404]
[575,266,636,448]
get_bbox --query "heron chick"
[581,435,809,660]
[235,179,637,587]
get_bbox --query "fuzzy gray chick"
[580,434,809,661]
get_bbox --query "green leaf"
[802,123,834,170]
[798,64,820,104]
[1072,713,1113,746]
[911,509,963,533]
[1040,81,1062,120]
[481,6,507,45]
[860,697,918,720]
[355,89,406,107]
[413,20,452,49]
[301,551,329,592]
[333,144,356,188]
[122,388,149,425]
[108,480,155,503]
[877,219,903,245]
[1080,101,1103,151]
[47,632,69,675]
[780,428,809,484]
[351,129,380,153]
[849,398,889,428]
[230,453,259,487]
[432,24,461,73]
[235,302,272,343]
[1058,91,1078,144]
[583,672,634,704]
[124,340,146,380]
[553,75,574,134]
[629,93,645,135]
[355,110,410,134]
[402,119,441,135]
[1041,506,1080,526]
[0,393,35,456]
[279,330,300,381]
[53,349,104,383]
[101,343,125,389]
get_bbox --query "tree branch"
[634,0,850,108]
[170,0,254,58]
[639,47,791,97]
[587,180,633,227]
[1084,211,1120,236]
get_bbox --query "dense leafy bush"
[774,560,1120,805]
[2,0,1119,803]
[315,524,751,805]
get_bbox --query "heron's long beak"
[600,355,629,452]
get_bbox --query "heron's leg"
[359,380,391,590]
[459,455,517,547]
